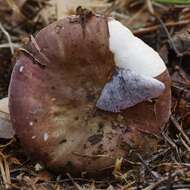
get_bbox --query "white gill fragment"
[0,97,15,138]
[108,20,166,78]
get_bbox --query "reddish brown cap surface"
[9,15,171,175]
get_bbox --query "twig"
[133,19,190,35]
[146,0,154,14]
[179,135,190,152]
[143,177,168,190]
[6,0,26,20]
[104,0,119,16]
[126,4,146,25]
[66,173,83,190]
[147,148,171,163]
[0,138,14,149]
[19,48,46,69]
[111,11,129,21]
[162,131,181,161]
[136,153,159,180]
[0,43,21,49]
[0,152,11,189]
[0,23,14,54]
[73,152,114,160]
[156,16,182,57]
[152,1,169,9]
[158,184,190,190]
[171,115,190,147]
[30,35,50,63]
[154,162,190,169]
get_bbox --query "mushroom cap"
[9,15,171,175]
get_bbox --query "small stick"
[73,152,114,159]
[0,43,21,49]
[147,148,170,163]
[156,17,182,57]
[19,48,46,69]
[133,19,190,35]
[136,153,159,180]
[171,115,190,147]
[30,35,41,52]
[0,138,14,149]
[179,135,190,152]
[146,0,154,14]
[162,131,181,161]
[0,23,14,54]
[66,173,83,190]
[0,152,11,189]
[30,35,50,63]
[143,177,168,190]
[126,4,146,25]
[155,162,190,169]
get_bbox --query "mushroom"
[8,12,171,175]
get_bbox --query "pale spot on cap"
[29,121,34,126]
[32,136,36,139]
[51,98,56,102]
[43,132,48,141]
[108,20,166,78]
[19,66,24,73]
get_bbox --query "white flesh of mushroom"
[108,20,166,78]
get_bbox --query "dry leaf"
[0,97,15,139]
[40,0,110,21]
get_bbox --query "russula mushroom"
[8,12,171,175]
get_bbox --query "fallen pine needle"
[171,115,190,147]
[0,152,11,189]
